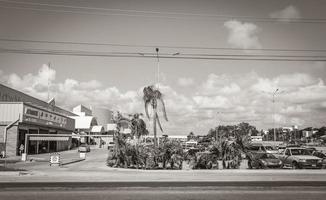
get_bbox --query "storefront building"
[0,84,75,157]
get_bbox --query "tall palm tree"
[143,85,168,148]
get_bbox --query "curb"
[1,181,326,189]
[60,159,85,166]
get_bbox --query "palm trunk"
[153,108,157,148]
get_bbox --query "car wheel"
[292,162,299,169]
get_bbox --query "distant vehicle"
[277,145,287,154]
[303,147,317,154]
[279,147,322,169]
[107,142,115,150]
[312,151,326,169]
[249,153,282,169]
[78,144,90,152]
[247,143,278,154]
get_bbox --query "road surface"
[0,185,326,200]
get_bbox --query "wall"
[0,125,18,157]
[92,107,113,127]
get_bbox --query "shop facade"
[0,83,75,157]
[0,102,75,156]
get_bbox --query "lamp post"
[215,112,225,142]
[272,88,279,141]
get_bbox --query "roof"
[70,116,97,129]
[91,125,104,133]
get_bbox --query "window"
[249,146,260,151]
[25,108,39,117]
[285,149,291,156]
[291,149,311,156]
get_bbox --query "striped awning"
[29,136,70,141]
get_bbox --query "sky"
[0,0,326,135]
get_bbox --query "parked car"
[312,151,326,169]
[279,147,322,169]
[303,147,317,154]
[249,152,282,169]
[78,144,91,152]
[247,143,278,154]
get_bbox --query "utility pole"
[47,62,51,101]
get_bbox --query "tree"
[207,123,255,169]
[143,85,168,148]
[130,113,149,143]
[187,132,195,141]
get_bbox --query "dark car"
[249,153,282,169]
[78,144,90,152]
[312,151,326,169]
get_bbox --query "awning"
[29,136,70,141]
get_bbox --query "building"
[0,84,75,157]
[72,104,92,116]
[91,107,114,131]
[71,105,115,146]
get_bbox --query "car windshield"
[260,153,277,159]
[265,146,276,151]
[290,149,311,155]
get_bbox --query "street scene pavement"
[1,146,326,183]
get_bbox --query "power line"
[1,38,326,53]
[1,0,326,24]
[1,47,326,61]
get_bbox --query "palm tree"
[143,85,168,148]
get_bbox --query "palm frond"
[158,97,168,121]
[144,101,151,119]
[156,112,164,132]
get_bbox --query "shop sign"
[23,105,69,129]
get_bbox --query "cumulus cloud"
[1,65,326,134]
[177,77,194,87]
[224,20,261,49]
[270,5,301,21]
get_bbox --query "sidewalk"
[1,147,86,171]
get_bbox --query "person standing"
[19,144,24,155]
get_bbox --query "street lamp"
[272,88,279,141]
[215,112,225,142]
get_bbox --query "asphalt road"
[0,186,326,200]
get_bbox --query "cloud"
[193,95,232,109]
[177,77,194,87]
[270,5,301,21]
[224,20,261,49]
[1,65,326,134]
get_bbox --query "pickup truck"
[278,147,322,169]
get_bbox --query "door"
[283,149,292,166]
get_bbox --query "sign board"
[23,105,70,129]
[50,153,61,166]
